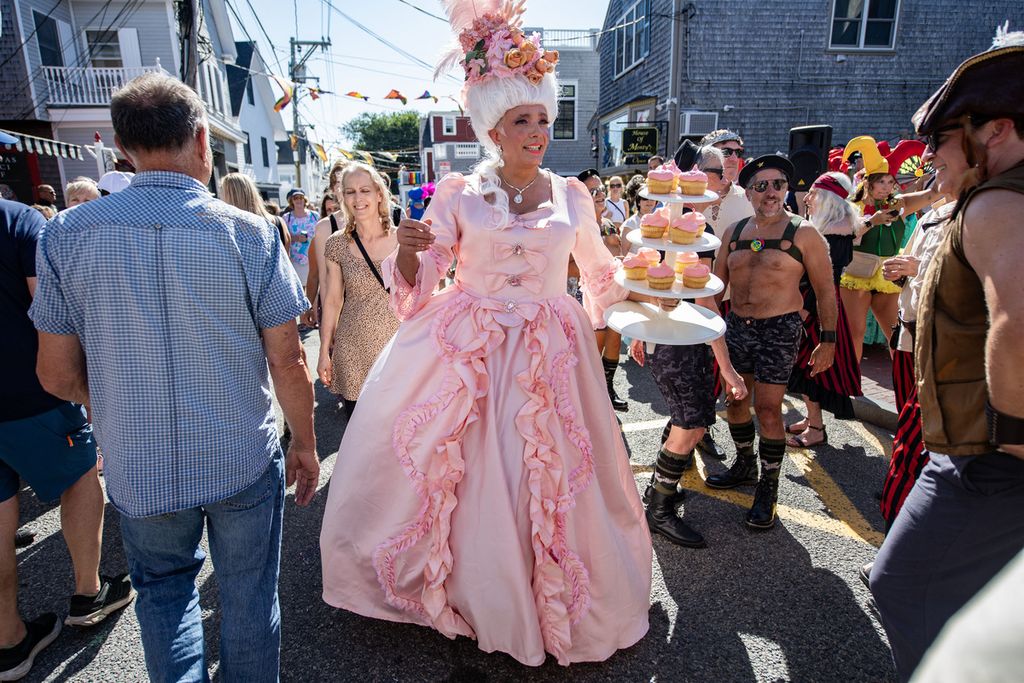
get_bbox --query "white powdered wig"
[992,21,1024,49]
[809,172,859,236]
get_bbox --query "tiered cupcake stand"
[603,187,726,352]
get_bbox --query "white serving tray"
[625,229,722,253]
[615,269,724,300]
[603,301,726,348]
[639,187,719,204]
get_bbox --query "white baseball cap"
[97,171,134,194]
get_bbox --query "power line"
[225,0,284,74]
[319,0,461,84]
[241,0,286,69]
[392,0,446,22]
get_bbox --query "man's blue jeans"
[120,451,285,683]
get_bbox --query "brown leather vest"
[915,163,1024,455]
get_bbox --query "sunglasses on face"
[925,124,963,153]
[751,178,788,193]
[589,187,606,197]
[719,147,744,157]
[703,168,724,177]
[608,183,623,189]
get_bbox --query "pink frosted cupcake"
[637,247,661,266]
[639,210,669,238]
[678,169,708,196]
[646,165,675,194]
[669,213,701,244]
[673,251,700,274]
[682,263,711,289]
[686,211,708,236]
[646,263,675,290]
[622,256,650,280]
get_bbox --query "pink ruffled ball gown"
[319,172,653,666]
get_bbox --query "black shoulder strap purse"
[351,230,387,291]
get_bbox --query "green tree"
[342,111,421,151]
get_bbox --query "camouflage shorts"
[725,311,803,385]
[647,343,716,429]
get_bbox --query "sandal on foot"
[786,425,827,448]
[786,419,809,435]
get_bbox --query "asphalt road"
[14,327,897,682]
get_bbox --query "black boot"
[602,357,628,412]
[696,429,725,460]
[746,464,781,529]
[642,471,685,506]
[705,450,758,489]
[645,489,706,548]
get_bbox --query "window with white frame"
[830,0,900,50]
[454,143,479,159]
[614,0,650,77]
[86,29,121,68]
[680,111,719,136]
[433,143,447,159]
[442,116,456,136]
[553,82,577,141]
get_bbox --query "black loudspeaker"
[788,125,833,191]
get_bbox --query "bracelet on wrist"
[818,330,837,344]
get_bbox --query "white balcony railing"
[42,62,166,107]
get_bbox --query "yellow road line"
[786,451,885,547]
[632,451,884,548]
[848,419,893,461]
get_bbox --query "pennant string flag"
[345,91,370,101]
[272,75,293,112]
[308,87,320,101]
[313,142,328,163]
[416,90,438,103]
[384,89,408,105]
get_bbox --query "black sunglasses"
[751,178,788,193]
[608,183,623,188]
[925,124,963,153]
[703,167,724,177]
[719,147,744,157]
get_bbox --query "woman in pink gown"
[319,0,653,667]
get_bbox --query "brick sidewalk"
[854,343,897,430]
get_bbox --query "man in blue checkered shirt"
[29,72,319,682]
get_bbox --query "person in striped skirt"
[878,199,953,530]
[786,172,863,447]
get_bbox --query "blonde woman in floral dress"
[317,162,400,417]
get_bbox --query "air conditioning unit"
[680,111,719,136]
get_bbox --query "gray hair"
[809,172,858,235]
[696,145,725,169]
[111,72,207,153]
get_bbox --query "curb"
[853,395,898,432]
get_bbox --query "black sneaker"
[14,529,35,549]
[65,574,135,627]
[0,613,61,681]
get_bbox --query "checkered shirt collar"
[130,171,211,194]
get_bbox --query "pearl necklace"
[498,171,541,205]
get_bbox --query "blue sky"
[235,0,609,148]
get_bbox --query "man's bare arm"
[263,320,319,504]
[962,189,1024,458]
[36,332,89,406]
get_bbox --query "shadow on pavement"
[13,497,130,681]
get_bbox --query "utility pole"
[289,37,330,188]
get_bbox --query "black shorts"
[648,343,715,429]
[725,311,803,386]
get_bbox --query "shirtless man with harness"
[707,154,838,529]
